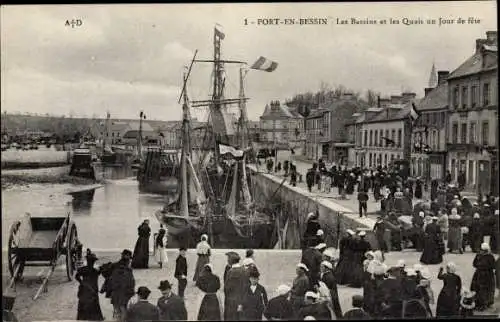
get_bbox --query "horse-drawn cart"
[6,212,81,300]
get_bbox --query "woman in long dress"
[193,234,211,282]
[155,225,168,268]
[470,243,496,310]
[76,249,104,321]
[131,219,151,269]
[436,262,461,318]
[420,217,444,265]
[447,208,463,253]
[196,264,222,321]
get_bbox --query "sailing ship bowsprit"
[156,24,281,248]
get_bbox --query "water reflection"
[68,188,97,215]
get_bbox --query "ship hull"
[154,210,202,236]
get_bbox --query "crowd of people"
[68,157,500,321]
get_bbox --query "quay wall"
[249,165,378,249]
[1,150,71,169]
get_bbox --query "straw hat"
[297,263,309,272]
[320,261,333,270]
[276,284,291,296]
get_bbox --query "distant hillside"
[1,113,183,135]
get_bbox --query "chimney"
[476,38,488,53]
[437,71,449,85]
[390,95,403,104]
[401,92,417,103]
[486,31,497,44]
[424,88,434,97]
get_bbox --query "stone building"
[259,100,304,149]
[411,70,449,180]
[346,92,417,168]
[446,30,498,195]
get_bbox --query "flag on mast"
[215,23,225,40]
[251,56,278,72]
[410,102,420,121]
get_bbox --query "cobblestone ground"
[3,248,498,321]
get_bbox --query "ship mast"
[179,71,191,219]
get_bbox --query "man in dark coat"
[358,189,369,218]
[343,295,371,320]
[224,251,238,282]
[470,213,484,252]
[126,286,160,322]
[306,168,315,192]
[110,249,135,322]
[379,267,403,318]
[174,247,188,298]
[239,267,268,320]
[157,280,188,321]
[264,285,294,320]
[373,216,388,253]
[302,211,321,249]
[224,253,249,321]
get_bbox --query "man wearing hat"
[157,280,187,321]
[319,261,342,319]
[126,286,159,322]
[373,216,388,254]
[290,263,311,314]
[296,291,332,320]
[224,251,239,282]
[224,251,249,321]
[238,267,268,320]
[110,249,135,322]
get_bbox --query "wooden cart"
[6,212,80,300]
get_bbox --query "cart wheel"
[65,224,78,281]
[8,221,23,280]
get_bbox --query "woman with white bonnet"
[470,242,496,311]
[321,247,337,267]
[195,263,222,321]
[420,216,444,265]
[193,234,211,282]
[469,212,483,253]
[363,260,387,316]
[447,207,463,254]
[436,262,462,318]
[414,264,434,315]
[155,224,168,269]
[319,260,342,319]
[264,284,294,320]
[335,229,356,285]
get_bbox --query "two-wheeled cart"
[5,212,80,300]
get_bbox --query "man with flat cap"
[157,280,187,321]
[126,286,159,322]
[110,249,135,322]
[224,252,248,320]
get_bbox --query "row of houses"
[305,30,497,196]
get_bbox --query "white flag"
[251,56,278,72]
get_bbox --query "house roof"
[363,103,412,124]
[448,47,497,80]
[128,122,154,132]
[416,83,448,111]
[260,103,296,119]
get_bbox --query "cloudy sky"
[1,2,496,122]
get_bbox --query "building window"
[451,159,456,180]
[441,112,446,127]
[430,113,435,125]
[452,122,458,144]
[369,153,372,167]
[482,121,489,145]
[385,130,389,147]
[384,154,387,166]
[483,83,490,106]
[468,160,474,185]
[453,86,459,108]
[379,130,384,146]
[397,129,402,148]
[374,131,378,147]
[364,130,367,147]
[432,130,437,150]
[471,85,478,108]
[462,86,468,109]
[460,123,467,144]
[369,130,373,146]
[469,122,476,144]
[391,154,395,161]
[391,129,395,145]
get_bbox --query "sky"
[1,2,497,122]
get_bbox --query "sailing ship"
[154,70,209,239]
[188,25,278,247]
